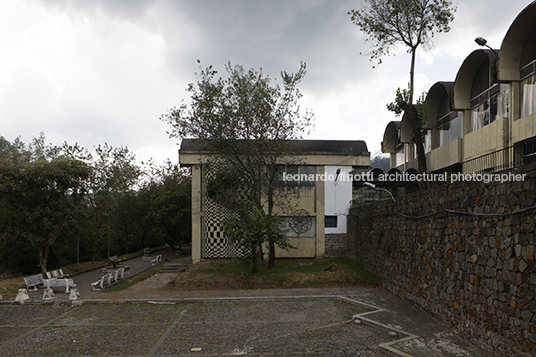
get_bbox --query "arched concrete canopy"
[453,49,498,110]
[405,168,418,176]
[368,168,385,181]
[381,121,401,153]
[387,168,402,180]
[423,82,454,129]
[400,117,413,142]
[498,1,536,81]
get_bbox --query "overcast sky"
[0,0,531,165]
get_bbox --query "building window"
[470,84,509,131]
[325,215,337,228]
[423,130,431,153]
[394,144,405,167]
[438,111,462,146]
[521,59,536,118]
[279,165,316,186]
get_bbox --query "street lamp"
[363,182,396,202]
[475,37,498,56]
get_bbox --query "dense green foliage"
[0,134,191,274]
[162,62,313,272]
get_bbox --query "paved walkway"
[71,249,182,299]
[2,252,491,357]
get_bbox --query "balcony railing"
[463,139,536,175]
[351,139,536,208]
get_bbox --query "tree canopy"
[162,62,314,271]
[349,0,456,174]
[0,134,191,274]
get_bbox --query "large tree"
[349,0,456,174]
[162,62,313,270]
[0,136,90,273]
[141,162,192,249]
[0,134,193,273]
[86,143,141,259]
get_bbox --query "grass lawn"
[1,254,377,298]
[168,257,378,291]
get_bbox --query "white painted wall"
[324,166,353,234]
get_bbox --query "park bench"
[112,267,125,280]
[44,278,76,293]
[91,273,111,290]
[24,274,45,291]
[151,254,162,266]
[142,249,153,262]
[91,268,125,290]
[45,269,65,279]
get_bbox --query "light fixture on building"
[474,37,498,56]
[363,182,396,202]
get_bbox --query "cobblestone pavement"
[1,252,490,356]
[0,299,389,356]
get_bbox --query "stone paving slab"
[1,256,491,356]
[0,299,389,356]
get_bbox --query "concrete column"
[509,81,519,147]
[191,164,203,264]
[316,165,325,257]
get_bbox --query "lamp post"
[363,182,396,202]
[475,37,498,56]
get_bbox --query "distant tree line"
[0,133,191,274]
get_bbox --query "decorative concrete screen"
[201,168,247,259]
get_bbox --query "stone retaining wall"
[324,234,347,257]
[347,163,536,356]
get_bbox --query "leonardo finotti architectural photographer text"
[282,171,527,184]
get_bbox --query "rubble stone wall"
[324,234,347,257]
[347,163,536,356]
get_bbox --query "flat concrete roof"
[179,139,369,156]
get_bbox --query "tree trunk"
[39,245,49,274]
[409,47,416,104]
[268,240,276,269]
[407,49,426,187]
[404,105,427,187]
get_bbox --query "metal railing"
[462,146,517,174]
[351,139,536,208]
[462,140,536,175]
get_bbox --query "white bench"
[111,268,125,281]
[43,278,76,293]
[91,268,125,290]
[45,269,65,279]
[92,273,112,290]
[24,274,45,291]
[151,254,162,266]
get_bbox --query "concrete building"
[179,139,369,263]
[382,1,536,175]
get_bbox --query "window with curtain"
[423,130,431,153]
[520,60,536,118]
[470,84,509,132]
